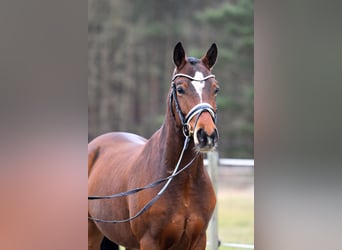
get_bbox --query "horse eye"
[177,87,185,95]
[214,87,220,95]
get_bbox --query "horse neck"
[157,105,204,176]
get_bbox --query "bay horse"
[88,42,220,250]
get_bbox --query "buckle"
[182,124,193,137]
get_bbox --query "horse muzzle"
[194,127,219,152]
[183,103,218,152]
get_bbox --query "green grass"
[215,189,254,249]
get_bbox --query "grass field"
[216,190,254,249]
[210,166,254,250]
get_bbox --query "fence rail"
[206,153,254,249]
[221,242,254,249]
[204,158,254,167]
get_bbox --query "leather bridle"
[170,73,217,137]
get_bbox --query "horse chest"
[159,213,206,249]
[158,189,213,247]
[177,213,205,236]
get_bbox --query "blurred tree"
[196,0,254,157]
[88,0,254,158]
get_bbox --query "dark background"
[88,0,254,158]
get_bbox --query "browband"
[172,73,216,82]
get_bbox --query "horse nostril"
[206,131,216,147]
[210,129,219,143]
[197,128,206,143]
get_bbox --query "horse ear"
[173,42,186,68]
[202,43,218,69]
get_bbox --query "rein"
[88,73,217,224]
[88,135,194,223]
[88,150,195,200]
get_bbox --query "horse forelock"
[187,57,200,65]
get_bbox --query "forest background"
[88,0,254,158]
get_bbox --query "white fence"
[205,152,254,250]
[204,158,254,167]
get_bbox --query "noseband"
[170,73,217,137]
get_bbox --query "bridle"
[170,73,217,137]
[88,72,217,224]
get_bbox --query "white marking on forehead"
[191,71,205,102]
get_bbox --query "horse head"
[171,42,219,152]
